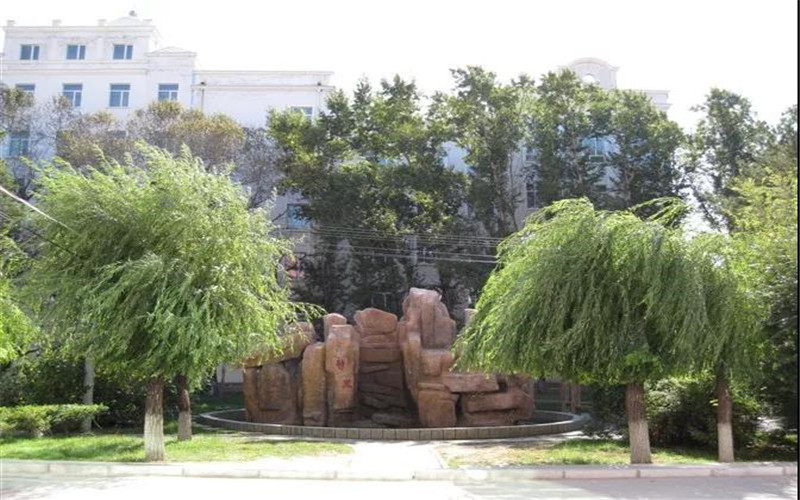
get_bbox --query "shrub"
[646,376,762,449]
[586,384,627,437]
[0,404,108,437]
[0,348,176,427]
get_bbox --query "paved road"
[1,474,796,499]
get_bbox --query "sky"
[1,0,797,129]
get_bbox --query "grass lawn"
[436,435,798,468]
[0,424,352,463]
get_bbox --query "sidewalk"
[2,438,797,482]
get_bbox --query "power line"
[0,210,76,256]
[0,183,73,232]
[303,245,498,265]
[312,241,496,261]
[312,224,504,243]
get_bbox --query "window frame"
[8,131,31,157]
[286,203,311,230]
[62,83,83,108]
[20,44,40,60]
[288,106,314,120]
[15,84,35,95]
[66,44,86,60]
[109,84,131,108]
[157,83,179,101]
[112,44,134,60]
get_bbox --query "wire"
[313,224,503,243]
[302,244,498,265]
[311,241,496,260]
[311,228,500,248]
[0,183,73,232]
[0,210,76,256]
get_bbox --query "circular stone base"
[197,409,588,441]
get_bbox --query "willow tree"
[28,145,318,461]
[687,234,764,462]
[456,198,757,464]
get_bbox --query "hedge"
[0,404,108,437]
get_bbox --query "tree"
[56,111,132,169]
[0,160,35,363]
[527,71,612,209]
[725,106,798,430]
[432,67,535,238]
[684,89,773,229]
[269,77,473,315]
[236,127,281,210]
[27,145,318,459]
[605,90,684,209]
[456,198,760,464]
[127,101,245,170]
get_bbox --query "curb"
[2,460,797,481]
[197,409,590,441]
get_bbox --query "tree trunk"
[176,374,192,441]
[144,377,166,461]
[80,357,95,433]
[716,372,735,462]
[625,382,652,464]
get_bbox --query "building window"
[523,146,535,165]
[584,137,607,162]
[112,44,133,60]
[20,44,40,60]
[66,44,86,60]
[109,84,131,107]
[8,131,30,157]
[288,106,314,120]
[15,84,35,95]
[286,204,310,229]
[525,179,537,209]
[158,84,179,101]
[62,84,83,107]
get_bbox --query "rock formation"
[242,288,536,429]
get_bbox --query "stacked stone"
[241,322,315,425]
[354,308,415,428]
[241,290,536,429]
[399,289,536,428]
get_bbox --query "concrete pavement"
[1,474,797,499]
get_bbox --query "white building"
[0,13,333,231]
[0,13,334,125]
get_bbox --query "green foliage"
[433,66,535,237]
[725,122,798,427]
[0,162,35,363]
[684,88,775,229]
[27,145,319,386]
[646,377,761,449]
[55,111,131,169]
[269,77,472,314]
[605,91,684,208]
[127,101,245,170]
[528,71,612,208]
[0,348,156,427]
[0,404,108,436]
[456,198,761,387]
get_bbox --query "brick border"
[196,409,589,441]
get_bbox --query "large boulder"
[242,322,314,367]
[442,373,500,393]
[354,308,398,336]
[325,325,359,424]
[417,389,458,428]
[323,313,348,341]
[301,342,327,426]
[402,288,455,348]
